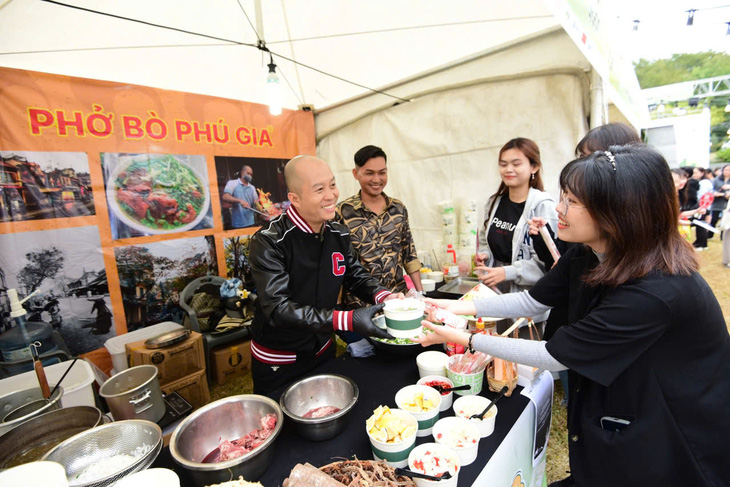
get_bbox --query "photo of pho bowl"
[105,154,211,235]
[383,298,426,339]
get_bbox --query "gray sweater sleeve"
[473,290,551,319]
[472,334,567,371]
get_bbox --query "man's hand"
[475,266,506,287]
[240,200,251,208]
[352,303,392,339]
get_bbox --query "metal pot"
[0,386,63,437]
[279,374,358,441]
[0,406,102,468]
[100,364,165,422]
[170,394,283,485]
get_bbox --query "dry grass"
[545,236,730,484]
[209,238,729,484]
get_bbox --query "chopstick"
[500,317,526,337]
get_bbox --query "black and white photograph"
[0,226,113,356]
[115,235,218,331]
[0,151,95,222]
[101,152,214,239]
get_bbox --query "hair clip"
[604,151,617,172]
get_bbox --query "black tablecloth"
[155,349,529,486]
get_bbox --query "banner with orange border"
[0,67,315,371]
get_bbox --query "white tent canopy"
[0,0,646,255]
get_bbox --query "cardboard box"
[161,368,210,410]
[211,339,252,385]
[125,331,205,384]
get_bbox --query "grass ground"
[210,236,730,483]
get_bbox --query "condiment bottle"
[475,318,486,334]
[445,244,459,277]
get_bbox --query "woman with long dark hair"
[415,145,729,487]
[475,138,556,327]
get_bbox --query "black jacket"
[533,246,730,487]
[249,206,390,359]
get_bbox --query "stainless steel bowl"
[0,386,64,437]
[0,406,102,468]
[279,374,358,441]
[42,419,162,487]
[169,394,283,485]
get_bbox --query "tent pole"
[254,0,265,41]
[590,69,606,129]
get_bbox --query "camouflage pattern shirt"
[335,191,421,308]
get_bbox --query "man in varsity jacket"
[249,155,397,394]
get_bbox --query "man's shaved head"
[285,155,327,195]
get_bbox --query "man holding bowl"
[249,155,400,394]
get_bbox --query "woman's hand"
[474,266,506,287]
[411,320,466,347]
[527,217,547,236]
[383,293,405,301]
[423,298,477,317]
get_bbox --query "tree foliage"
[19,247,64,293]
[634,51,730,89]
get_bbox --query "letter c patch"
[332,252,345,276]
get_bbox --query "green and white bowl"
[383,298,426,338]
[395,385,441,437]
[366,408,418,468]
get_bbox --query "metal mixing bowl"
[279,374,358,441]
[0,386,64,437]
[0,406,102,468]
[169,394,283,485]
[42,419,162,487]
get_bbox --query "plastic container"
[453,395,498,437]
[0,461,69,487]
[104,321,183,372]
[432,416,481,466]
[417,375,454,412]
[416,351,449,378]
[408,442,460,487]
[446,355,485,396]
[421,279,436,293]
[0,359,95,408]
[395,385,441,437]
[366,408,418,468]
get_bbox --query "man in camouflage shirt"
[335,145,422,309]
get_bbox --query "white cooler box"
[104,321,183,374]
[0,359,95,408]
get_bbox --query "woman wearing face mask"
[475,138,557,329]
[414,145,730,487]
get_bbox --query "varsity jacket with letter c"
[249,206,391,365]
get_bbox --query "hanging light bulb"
[266,57,282,116]
[686,9,696,26]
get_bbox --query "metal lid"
[144,329,190,349]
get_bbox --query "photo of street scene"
[101,152,214,239]
[115,235,218,332]
[0,151,95,222]
[215,156,289,230]
[223,234,253,289]
[0,226,113,356]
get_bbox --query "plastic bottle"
[444,244,459,277]
[0,289,58,371]
[475,318,486,334]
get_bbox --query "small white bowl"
[417,375,454,412]
[384,298,426,338]
[0,461,69,487]
[416,351,449,378]
[432,416,481,466]
[408,442,460,487]
[452,395,498,438]
[395,385,441,437]
[366,408,418,468]
[114,469,180,487]
[427,271,444,283]
[421,279,436,292]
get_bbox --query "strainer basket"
[42,419,162,487]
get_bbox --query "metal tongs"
[396,467,453,481]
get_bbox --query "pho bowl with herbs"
[106,154,210,234]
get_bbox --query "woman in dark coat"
[415,145,730,487]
